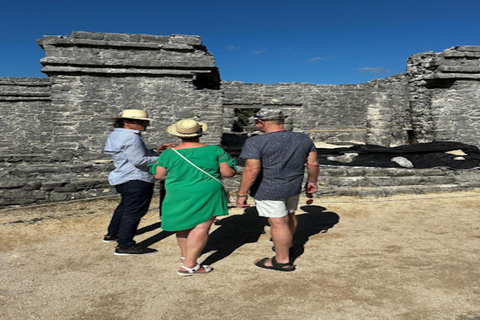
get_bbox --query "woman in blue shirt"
[103,109,176,255]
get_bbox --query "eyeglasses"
[254,119,264,125]
[131,120,150,125]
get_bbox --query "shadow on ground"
[200,205,340,265]
[136,222,175,248]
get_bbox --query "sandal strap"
[202,265,213,272]
[180,263,201,273]
[271,257,293,268]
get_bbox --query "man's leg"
[116,180,154,249]
[268,216,293,264]
[254,198,295,269]
[285,195,299,239]
[106,184,127,237]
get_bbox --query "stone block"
[42,181,66,191]
[48,192,72,202]
[72,31,105,40]
[0,180,27,189]
[24,182,43,191]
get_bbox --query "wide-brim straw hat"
[167,119,208,138]
[112,109,153,121]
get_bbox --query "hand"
[236,195,250,208]
[156,143,178,152]
[305,181,318,195]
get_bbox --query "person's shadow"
[200,207,268,265]
[135,222,174,248]
[200,205,340,265]
[289,205,340,262]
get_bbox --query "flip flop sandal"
[271,246,296,262]
[254,257,296,272]
[177,263,214,277]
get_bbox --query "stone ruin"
[1,31,480,208]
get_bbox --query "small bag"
[171,148,235,203]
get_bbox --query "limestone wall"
[1,32,480,208]
[222,74,410,147]
[1,32,224,208]
[38,31,223,161]
[407,46,480,145]
[0,78,52,155]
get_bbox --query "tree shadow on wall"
[289,206,340,263]
[200,207,268,266]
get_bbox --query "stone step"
[318,175,458,187]
[319,165,460,177]
[317,165,480,188]
[230,165,480,196]
[316,183,480,197]
[0,162,113,177]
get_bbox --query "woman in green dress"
[150,119,236,276]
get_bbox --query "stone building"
[1,32,480,208]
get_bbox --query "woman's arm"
[154,165,168,180]
[219,162,236,177]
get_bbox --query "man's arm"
[123,135,158,166]
[236,159,261,208]
[306,151,319,194]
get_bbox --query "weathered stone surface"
[0,180,28,189]
[391,156,414,168]
[1,32,480,208]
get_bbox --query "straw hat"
[112,109,153,121]
[167,119,208,138]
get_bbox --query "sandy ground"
[1,191,480,320]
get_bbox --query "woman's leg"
[182,218,215,270]
[176,229,190,259]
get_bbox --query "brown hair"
[113,119,125,128]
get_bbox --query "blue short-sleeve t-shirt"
[239,131,316,200]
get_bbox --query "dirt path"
[1,191,479,320]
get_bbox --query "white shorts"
[254,195,300,218]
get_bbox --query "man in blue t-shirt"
[236,109,319,272]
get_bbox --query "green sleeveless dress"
[155,145,233,231]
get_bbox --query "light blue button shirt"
[104,128,158,186]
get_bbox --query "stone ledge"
[0,97,51,101]
[440,52,480,59]
[437,65,480,73]
[454,46,480,52]
[0,93,50,97]
[424,73,480,80]
[319,165,459,177]
[319,175,457,187]
[41,66,212,76]
[317,184,480,197]
[40,56,215,69]
[39,35,202,51]
[0,78,50,85]
[70,31,202,46]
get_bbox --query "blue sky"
[1,0,479,85]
